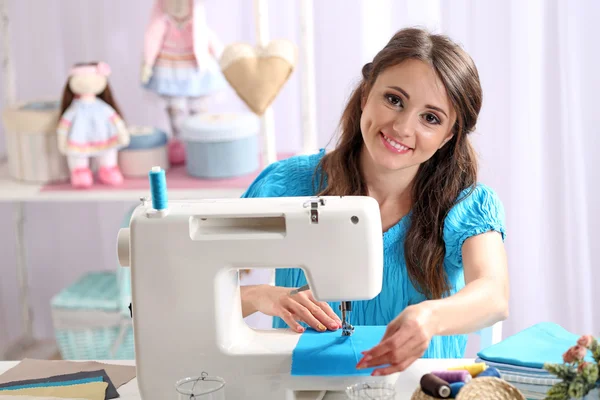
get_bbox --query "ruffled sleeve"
[443,183,506,269]
[240,160,292,198]
[241,150,326,198]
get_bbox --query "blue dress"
[241,149,506,359]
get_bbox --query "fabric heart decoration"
[219,39,297,115]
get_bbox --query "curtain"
[0,0,598,356]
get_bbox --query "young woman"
[240,27,509,376]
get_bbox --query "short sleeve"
[443,183,506,268]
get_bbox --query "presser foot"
[341,322,354,336]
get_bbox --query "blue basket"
[50,271,134,360]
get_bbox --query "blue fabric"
[0,376,103,391]
[477,322,596,369]
[291,326,387,376]
[241,149,507,359]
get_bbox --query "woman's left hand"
[356,303,436,376]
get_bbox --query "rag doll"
[57,62,130,189]
[141,0,227,165]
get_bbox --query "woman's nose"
[392,114,417,138]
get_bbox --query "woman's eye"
[385,94,402,107]
[424,113,441,125]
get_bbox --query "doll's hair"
[59,62,124,120]
[315,27,482,300]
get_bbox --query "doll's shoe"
[70,168,93,189]
[98,166,124,186]
[168,139,186,165]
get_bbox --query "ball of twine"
[411,377,526,400]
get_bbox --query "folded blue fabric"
[291,326,387,376]
[0,376,103,391]
[477,322,596,369]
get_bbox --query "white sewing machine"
[117,168,394,400]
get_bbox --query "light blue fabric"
[291,326,387,376]
[477,322,596,369]
[241,149,507,359]
[0,376,103,391]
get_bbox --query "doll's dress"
[58,98,126,188]
[143,17,227,98]
[59,98,124,156]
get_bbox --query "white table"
[0,359,475,399]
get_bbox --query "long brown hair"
[316,27,482,300]
[59,62,124,119]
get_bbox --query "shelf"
[0,154,294,203]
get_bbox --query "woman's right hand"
[252,285,342,333]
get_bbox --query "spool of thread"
[420,373,451,398]
[449,382,465,397]
[448,362,487,377]
[149,166,168,210]
[476,366,501,378]
[431,370,472,383]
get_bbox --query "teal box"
[50,271,134,360]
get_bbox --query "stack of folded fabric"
[475,322,596,399]
[0,359,136,400]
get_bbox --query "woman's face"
[360,59,456,173]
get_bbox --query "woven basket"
[411,377,526,400]
[410,388,438,400]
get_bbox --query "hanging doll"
[57,62,130,189]
[141,0,227,165]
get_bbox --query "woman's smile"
[380,131,412,155]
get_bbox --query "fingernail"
[318,324,326,331]
[329,323,338,330]
[297,327,305,333]
[362,355,371,362]
[372,370,381,376]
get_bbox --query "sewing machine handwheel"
[117,228,130,267]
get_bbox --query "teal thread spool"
[149,166,168,210]
[449,382,465,397]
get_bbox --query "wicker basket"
[411,377,526,400]
[51,271,134,360]
[456,377,526,399]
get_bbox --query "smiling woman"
[240,27,509,376]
